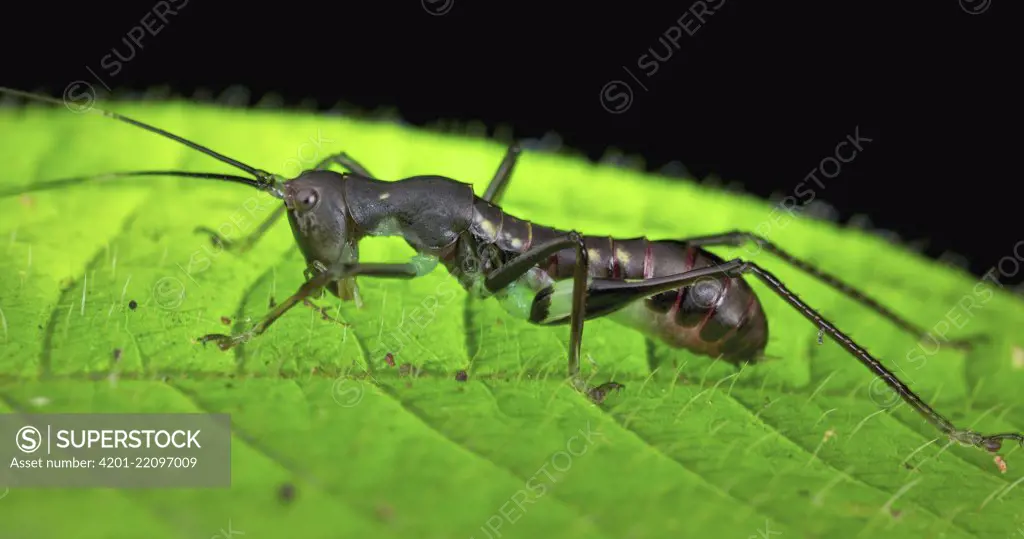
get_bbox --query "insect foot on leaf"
[194,226,235,251]
[572,378,624,404]
[949,429,1024,465]
[587,382,625,404]
[197,331,252,351]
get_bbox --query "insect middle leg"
[198,261,419,350]
[482,231,745,403]
[678,230,982,349]
[479,230,621,401]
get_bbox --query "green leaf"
[1,100,1023,539]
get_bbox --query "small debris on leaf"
[995,455,1008,474]
[112,348,122,362]
[128,300,138,311]
[268,296,277,308]
[220,316,232,326]
[398,364,420,377]
[278,482,296,503]
[455,370,468,382]
[375,503,394,522]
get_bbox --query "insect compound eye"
[296,189,319,211]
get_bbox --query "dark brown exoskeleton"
[4,86,1019,459]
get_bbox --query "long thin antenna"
[0,170,268,197]
[0,87,283,197]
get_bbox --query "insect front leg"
[303,261,332,301]
[197,261,419,351]
[481,144,521,204]
[678,230,983,350]
[314,152,374,177]
[300,297,351,328]
[195,204,287,254]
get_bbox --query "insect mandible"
[3,87,1021,460]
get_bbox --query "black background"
[3,0,1019,285]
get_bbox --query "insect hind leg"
[712,258,1022,454]
[678,230,985,350]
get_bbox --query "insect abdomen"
[457,198,769,363]
[541,235,770,363]
[617,240,769,362]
